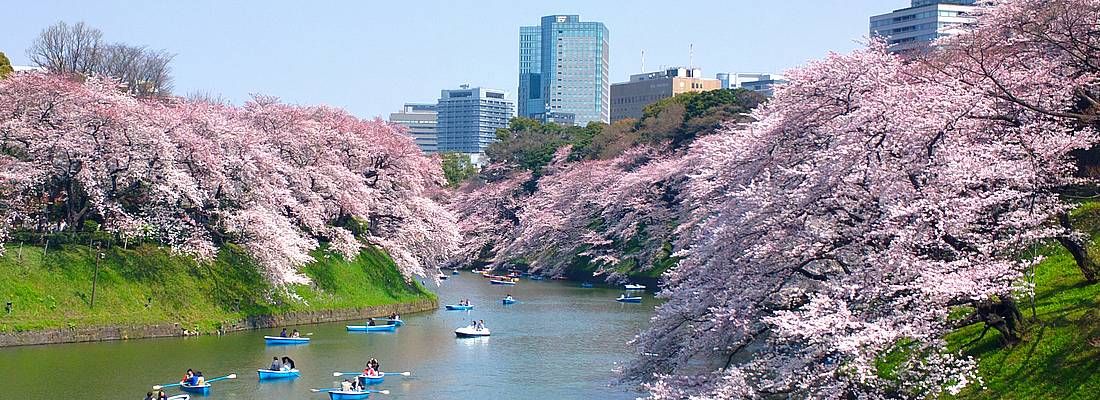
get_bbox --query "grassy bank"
[0,242,433,334]
[947,203,1100,399]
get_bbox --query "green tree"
[0,52,13,79]
[440,152,479,187]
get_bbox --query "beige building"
[610,67,721,121]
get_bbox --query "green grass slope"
[0,242,433,334]
[948,204,1100,399]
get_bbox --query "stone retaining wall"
[0,298,437,347]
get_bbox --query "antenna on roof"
[689,43,694,68]
[641,49,645,73]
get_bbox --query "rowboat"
[455,326,491,337]
[263,335,310,344]
[346,323,397,332]
[502,297,517,305]
[438,274,448,280]
[357,373,385,385]
[328,390,372,400]
[529,275,545,281]
[257,368,300,380]
[444,304,473,310]
[616,295,643,303]
[452,269,460,275]
[489,279,516,285]
[624,284,646,290]
[580,282,594,288]
[179,382,211,395]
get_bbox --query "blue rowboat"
[257,368,300,380]
[346,324,397,332]
[580,282,594,288]
[329,390,371,400]
[179,382,210,395]
[616,295,643,303]
[356,373,385,385]
[263,335,310,344]
[445,304,473,310]
[451,269,460,275]
[529,275,544,281]
[502,297,517,305]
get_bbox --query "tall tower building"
[518,15,610,125]
[870,0,978,53]
[436,86,515,154]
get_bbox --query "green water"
[0,273,656,399]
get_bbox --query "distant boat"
[263,336,310,345]
[445,304,474,311]
[257,369,300,380]
[455,326,491,337]
[616,295,643,303]
[438,274,449,280]
[502,297,517,305]
[490,279,517,285]
[580,282,594,288]
[624,284,646,290]
[346,323,398,332]
[529,275,545,281]
[452,269,460,275]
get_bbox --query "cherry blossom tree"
[0,73,458,285]
[623,1,1100,398]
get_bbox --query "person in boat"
[367,318,376,326]
[270,356,283,371]
[505,294,514,301]
[389,312,399,320]
[182,369,194,385]
[279,328,288,337]
[157,390,168,400]
[369,357,380,371]
[195,371,205,385]
[363,363,378,378]
[281,356,295,370]
[341,378,354,392]
[291,329,301,338]
[145,391,154,400]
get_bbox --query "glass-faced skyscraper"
[518,15,609,125]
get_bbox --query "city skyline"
[1,0,892,120]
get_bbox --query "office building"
[388,103,438,153]
[716,72,787,97]
[518,14,610,125]
[610,67,721,121]
[436,85,514,154]
[870,0,978,53]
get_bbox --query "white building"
[870,0,978,53]
[388,103,438,153]
[716,72,787,97]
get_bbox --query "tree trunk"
[980,298,1024,347]
[1056,212,1100,283]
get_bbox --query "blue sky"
[1,0,897,119]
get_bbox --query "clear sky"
[0,0,898,119]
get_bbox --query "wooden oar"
[333,371,411,377]
[311,388,390,394]
[152,373,236,390]
[205,373,237,383]
[152,381,183,390]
